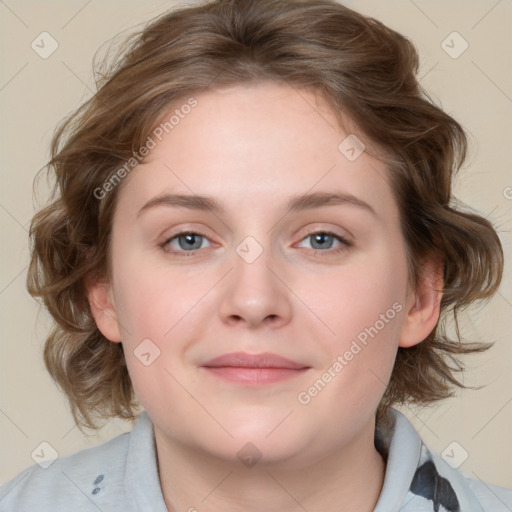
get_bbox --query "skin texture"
[88,81,443,511]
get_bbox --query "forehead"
[116,82,398,223]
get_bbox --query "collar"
[375,408,484,512]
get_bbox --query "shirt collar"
[124,411,168,512]
[373,408,423,510]
[375,408,484,512]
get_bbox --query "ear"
[85,275,122,343]
[398,257,444,348]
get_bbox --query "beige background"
[1,0,511,489]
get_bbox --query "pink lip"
[200,352,311,385]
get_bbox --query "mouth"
[200,352,311,385]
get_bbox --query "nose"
[218,239,293,330]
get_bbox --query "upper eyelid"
[297,229,349,243]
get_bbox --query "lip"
[202,352,308,369]
[200,352,311,385]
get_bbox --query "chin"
[221,406,296,439]
[224,418,315,465]
[211,436,307,471]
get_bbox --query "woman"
[1,0,510,510]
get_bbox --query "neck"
[155,418,386,512]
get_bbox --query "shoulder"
[380,409,512,511]
[0,429,132,512]
[465,476,512,510]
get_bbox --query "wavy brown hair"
[27,0,504,430]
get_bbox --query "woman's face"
[91,81,434,468]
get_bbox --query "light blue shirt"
[1,409,511,511]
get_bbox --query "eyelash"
[160,229,352,258]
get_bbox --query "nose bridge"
[232,233,279,301]
[218,233,292,327]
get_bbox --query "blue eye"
[162,232,210,254]
[161,230,351,257]
[298,231,349,252]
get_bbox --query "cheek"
[111,249,204,341]
[110,257,215,395]
[305,252,407,345]
[300,244,408,395]
[295,275,405,425]
[112,265,199,419]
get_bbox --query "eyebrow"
[136,191,377,218]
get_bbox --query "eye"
[161,232,212,256]
[296,230,351,254]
